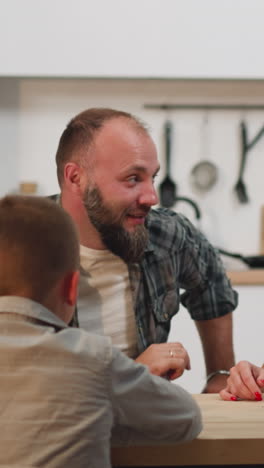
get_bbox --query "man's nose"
[139,183,159,207]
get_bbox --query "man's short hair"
[0,195,79,302]
[55,107,148,186]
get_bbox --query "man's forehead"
[87,118,157,170]
[95,117,149,143]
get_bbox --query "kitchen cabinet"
[3,77,264,258]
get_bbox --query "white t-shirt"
[78,245,138,358]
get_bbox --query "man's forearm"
[195,312,235,374]
[195,312,235,393]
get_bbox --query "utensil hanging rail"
[144,104,264,111]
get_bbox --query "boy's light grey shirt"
[0,296,202,468]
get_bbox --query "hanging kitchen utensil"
[159,120,176,208]
[218,248,264,269]
[234,121,249,203]
[159,120,201,219]
[191,161,218,191]
[234,120,264,203]
[190,114,218,192]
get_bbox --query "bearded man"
[51,107,238,393]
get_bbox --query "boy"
[0,195,201,468]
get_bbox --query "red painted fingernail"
[255,392,262,401]
[230,396,237,401]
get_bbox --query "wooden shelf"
[227,269,264,285]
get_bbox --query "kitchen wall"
[2,77,264,255]
[0,79,20,195]
[172,284,264,393]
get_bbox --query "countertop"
[111,393,264,466]
[227,269,264,285]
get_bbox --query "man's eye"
[127,176,138,183]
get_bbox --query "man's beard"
[82,186,149,264]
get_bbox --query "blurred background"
[1,0,264,391]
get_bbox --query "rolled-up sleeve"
[178,217,238,321]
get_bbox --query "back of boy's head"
[0,195,80,303]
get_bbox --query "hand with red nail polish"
[255,392,262,401]
[220,361,264,401]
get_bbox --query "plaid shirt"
[127,208,238,353]
[50,196,238,354]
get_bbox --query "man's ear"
[62,270,80,306]
[64,162,82,193]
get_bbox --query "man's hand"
[219,361,264,401]
[135,342,191,380]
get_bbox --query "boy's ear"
[62,271,80,306]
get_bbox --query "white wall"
[9,77,264,255]
[170,286,264,393]
[1,0,264,79]
[0,79,20,194]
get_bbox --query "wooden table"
[111,394,264,466]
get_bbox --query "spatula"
[159,120,176,208]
